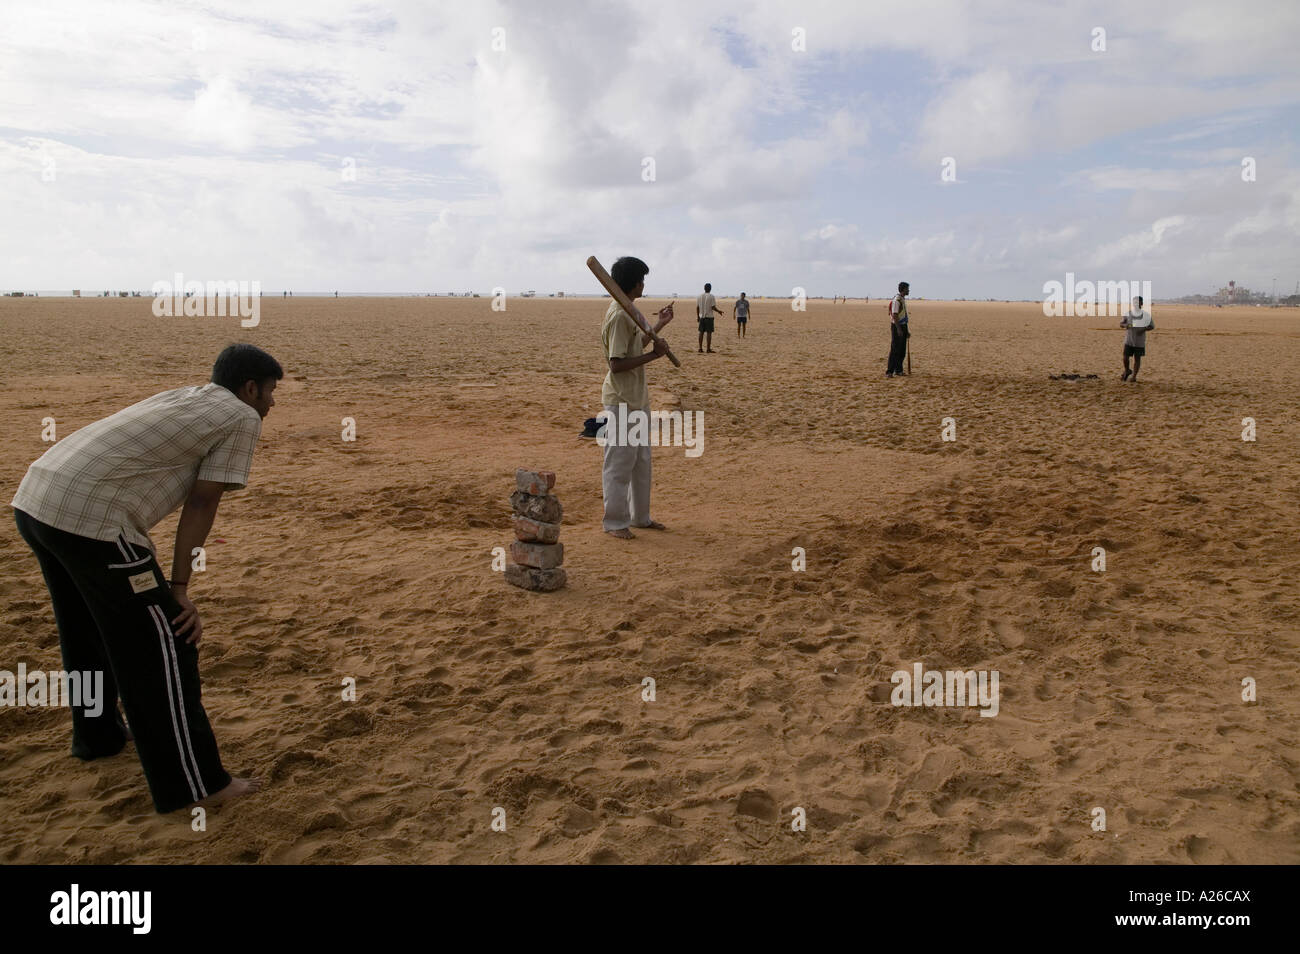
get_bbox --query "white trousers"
[601,404,652,531]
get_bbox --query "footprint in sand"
[1034,677,1056,701]
[736,789,777,821]
[734,789,778,845]
[1183,833,1229,863]
[989,619,1024,648]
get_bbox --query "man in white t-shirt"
[696,283,723,353]
[1120,295,1154,382]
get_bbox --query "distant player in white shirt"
[696,283,724,353]
[1120,295,1154,382]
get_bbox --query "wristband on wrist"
[169,579,189,587]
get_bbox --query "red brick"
[512,515,561,543]
[510,490,562,523]
[516,469,557,495]
[504,563,567,592]
[510,540,564,569]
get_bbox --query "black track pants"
[887,323,909,374]
[13,509,231,812]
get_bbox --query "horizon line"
[3,290,1291,304]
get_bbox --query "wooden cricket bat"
[586,256,681,368]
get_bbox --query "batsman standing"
[599,256,674,539]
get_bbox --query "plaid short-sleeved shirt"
[12,383,262,553]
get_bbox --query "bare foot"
[195,777,262,808]
[637,520,667,530]
[706,349,716,353]
[605,528,635,539]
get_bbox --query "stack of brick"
[505,468,566,591]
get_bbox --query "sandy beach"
[1,295,1297,864]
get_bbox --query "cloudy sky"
[1,0,1297,299]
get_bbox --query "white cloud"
[1088,215,1190,265]
[917,70,1040,164]
[1081,167,1224,192]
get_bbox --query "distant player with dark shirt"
[886,281,910,378]
[734,292,750,338]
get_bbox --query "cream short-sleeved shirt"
[601,300,650,409]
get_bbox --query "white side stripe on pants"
[157,608,208,799]
[106,554,153,570]
[118,533,146,562]
[146,604,206,802]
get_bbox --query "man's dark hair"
[212,343,283,394]
[899,281,910,293]
[1137,295,1144,305]
[704,283,712,292]
[740,291,746,296]
[611,256,649,294]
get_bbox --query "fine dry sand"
[0,296,1297,864]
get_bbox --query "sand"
[0,296,1297,864]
